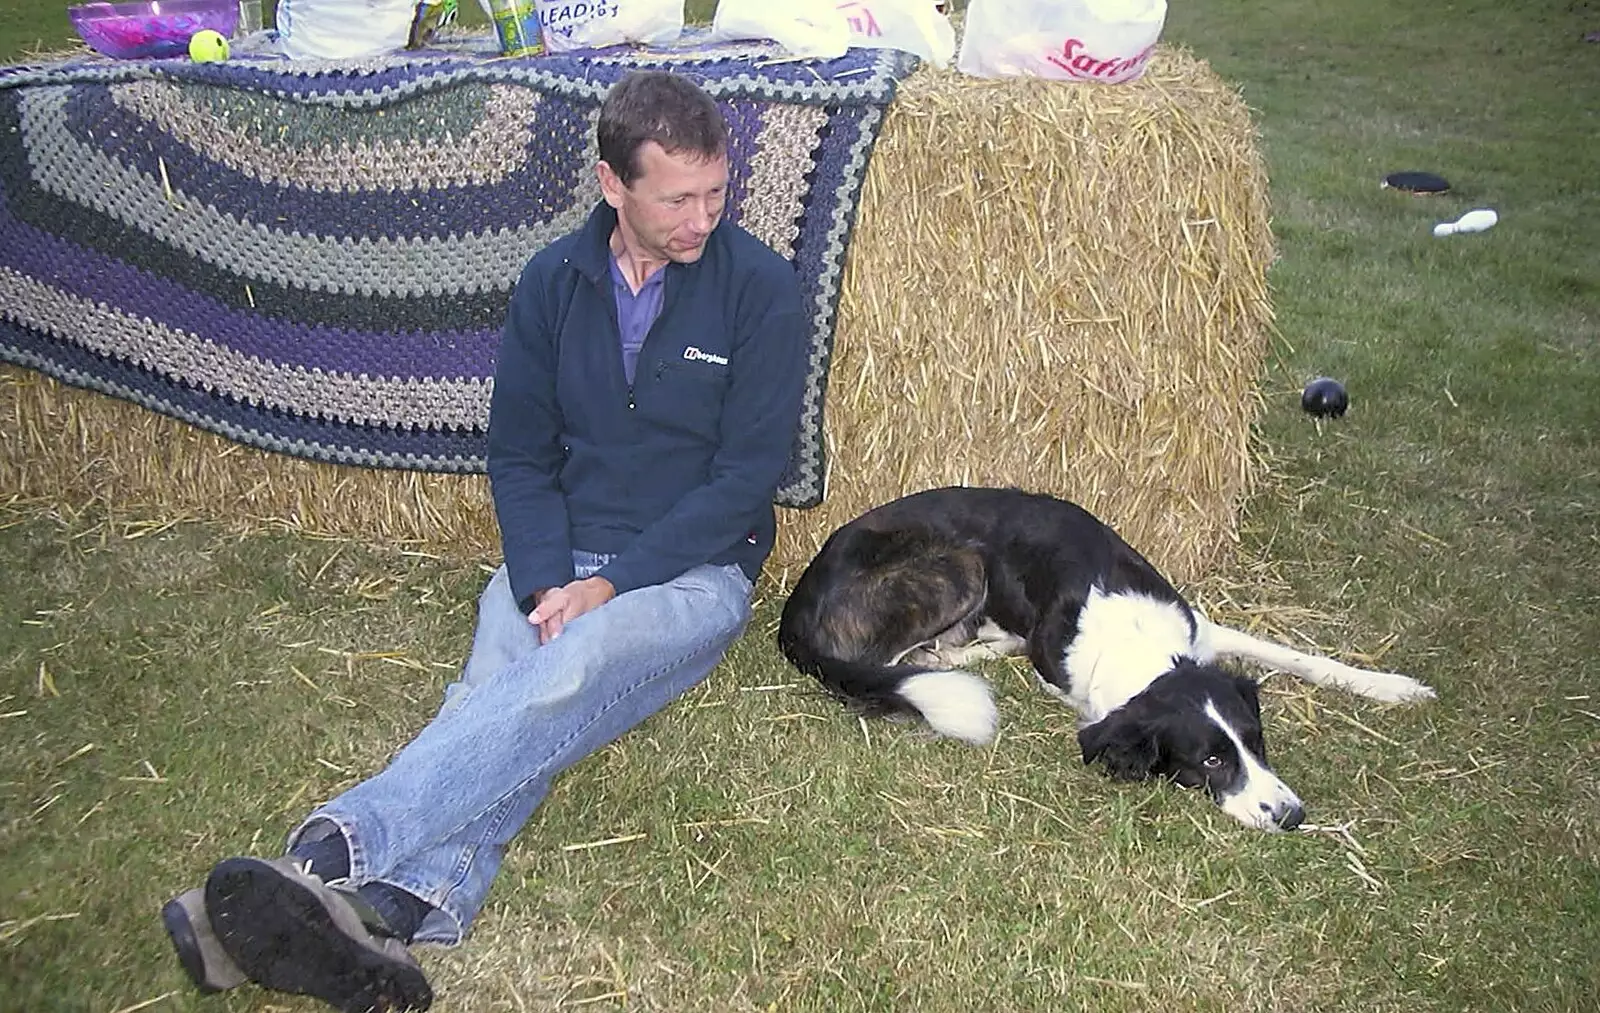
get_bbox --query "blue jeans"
[285,551,754,944]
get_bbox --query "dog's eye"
[1202,755,1223,769]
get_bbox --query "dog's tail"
[789,652,999,747]
[1203,622,1436,703]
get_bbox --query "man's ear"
[1078,711,1160,782]
[596,160,627,209]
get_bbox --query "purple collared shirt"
[608,255,667,385]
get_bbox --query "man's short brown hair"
[598,71,729,187]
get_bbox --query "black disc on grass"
[1382,171,1450,195]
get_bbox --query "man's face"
[599,141,730,266]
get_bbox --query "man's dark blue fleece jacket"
[487,202,808,614]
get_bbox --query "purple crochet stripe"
[722,102,762,213]
[0,222,487,378]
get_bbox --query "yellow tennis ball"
[188,29,230,63]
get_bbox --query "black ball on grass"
[1301,377,1349,418]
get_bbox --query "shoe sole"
[205,857,433,1013]
[161,897,225,994]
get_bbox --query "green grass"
[3,1,1598,1011]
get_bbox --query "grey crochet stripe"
[738,104,827,260]
[2,344,487,471]
[192,77,496,149]
[111,80,541,192]
[1,268,491,430]
[793,105,884,500]
[1,47,908,109]
[19,88,600,297]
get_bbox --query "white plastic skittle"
[1433,208,1498,237]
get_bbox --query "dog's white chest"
[1060,589,1206,722]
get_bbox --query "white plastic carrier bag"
[835,1,956,67]
[534,0,683,52]
[956,0,1167,83]
[709,0,851,60]
[276,0,421,59]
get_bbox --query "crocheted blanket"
[0,40,918,509]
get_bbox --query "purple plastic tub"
[69,0,240,60]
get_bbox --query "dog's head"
[1077,662,1305,831]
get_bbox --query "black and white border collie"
[777,487,1436,832]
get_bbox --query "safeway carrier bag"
[956,0,1167,83]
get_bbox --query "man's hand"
[528,575,616,645]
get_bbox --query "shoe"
[205,856,433,1013]
[161,887,248,993]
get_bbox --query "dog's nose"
[1275,802,1305,831]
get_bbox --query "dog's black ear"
[1234,674,1262,716]
[1078,712,1160,781]
[1232,673,1268,762]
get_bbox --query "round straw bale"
[1,47,1272,588]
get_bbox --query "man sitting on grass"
[159,69,807,1012]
